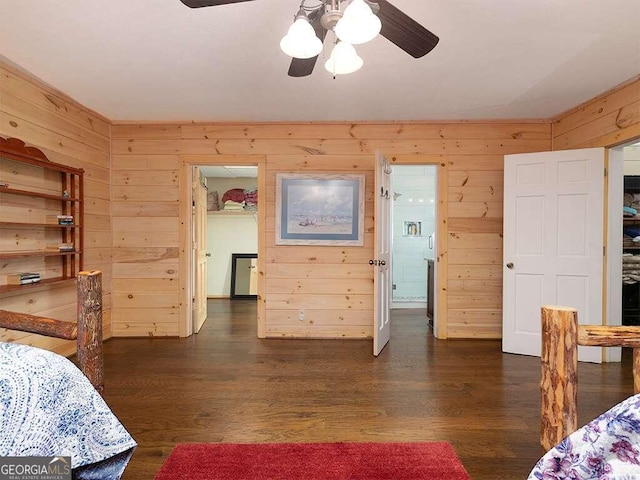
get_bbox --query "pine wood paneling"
[0,61,111,354]
[112,137,552,157]
[181,122,550,141]
[1,66,110,138]
[265,278,374,295]
[111,247,179,263]
[552,77,640,149]
[448,232,504,250]
[112,263,179,278]
[112,170,178,186]
[111,149,183,336]
[110,121,553,340]
[268,264,372,279]
[1,89,110,151]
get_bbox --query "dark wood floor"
[101,300,635,480]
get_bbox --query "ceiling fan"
[179,0,439,77]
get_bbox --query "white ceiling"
[1,0,639,123]
[200,165,258,177]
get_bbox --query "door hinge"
[603,245,606,257]
[604,167,608,177]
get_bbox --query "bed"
[0,271,136,479]
[528,393,640,479]
[528,306,640,479]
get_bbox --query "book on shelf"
[46,214,74,225]
[45,243,75,252]
[7,272,41,285]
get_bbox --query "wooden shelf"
[1,136,84,282]
[0,186,80,202]
[0,277,76,295]
[208,210,255,216]
[0,250,80,259]
[0,222,80,228]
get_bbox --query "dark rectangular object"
[624,176,640,192]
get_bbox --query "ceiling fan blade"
[374,0,439,58]
[287,8,327,78]
[179,0,257,8]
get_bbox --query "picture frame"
[275,173,365,246]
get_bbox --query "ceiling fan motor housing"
[320,6,343,30]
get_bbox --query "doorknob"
[379,260,386,266]
[506,262,514,269]
[206,253,212,257]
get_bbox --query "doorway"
[501,140,640,362]
[200,166,258,302]
[390,164,437,323]
[185,161,264,338]
[608,140,640,338]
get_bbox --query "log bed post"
[540,309,640,452]
[76,270,103,394]
[540,305,578,453]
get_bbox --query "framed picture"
[275,173,365,246]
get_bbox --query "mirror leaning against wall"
[230,253,258,299]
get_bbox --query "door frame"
[180,155,266,338]
[386,156,448,339]
[389,164,438,311]
[605,139,640,361]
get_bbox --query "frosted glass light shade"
[334,0,381,45]
[280,17,323,59]
[324,41,364,75]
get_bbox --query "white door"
[193,168,208,333]
[503,148,604,362]
[373,152,392,356]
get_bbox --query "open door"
[193,167,208,333]
[373,152,392,356]
[502,148,605,362]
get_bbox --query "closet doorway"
[611,140,640,336]
[390,165,438,327]
[200,166,258,302]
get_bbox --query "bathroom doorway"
[390,165,437,320]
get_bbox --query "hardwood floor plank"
[98,300,634,480]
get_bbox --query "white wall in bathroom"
[391,165,437,304]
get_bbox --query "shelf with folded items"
[207,210,255,216]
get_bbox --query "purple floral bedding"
[528,394,640,479]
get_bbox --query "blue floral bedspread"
[528,394,640,479]
[0,342,136,478]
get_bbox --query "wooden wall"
[552,76,640,149]
[0,62,112,356]
[111,122,551,339]
[6,60,634,344]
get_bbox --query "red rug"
[153,442,470,480]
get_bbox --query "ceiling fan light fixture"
[280,10,323,59]
[334,0,381,45]
[324,41,363,75]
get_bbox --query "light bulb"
[324,41,364,75]
[280,15,323,59]
[334,0,381,45]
